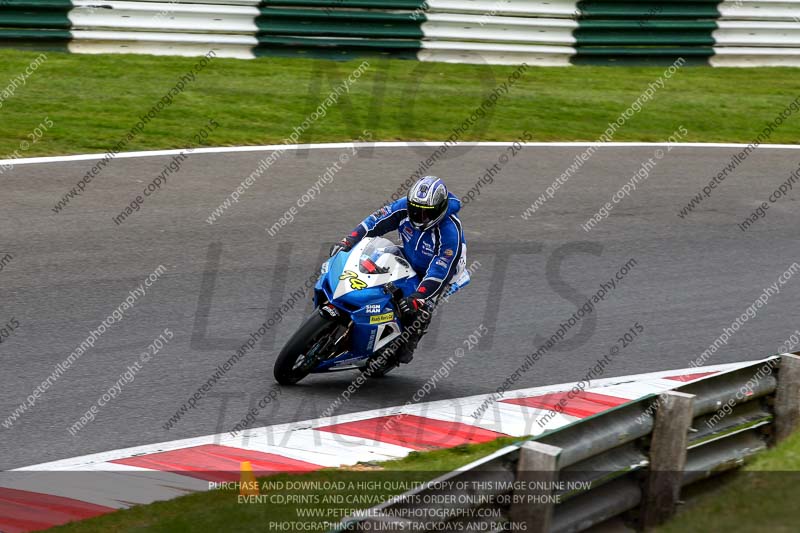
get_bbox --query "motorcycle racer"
[329,176,468,364]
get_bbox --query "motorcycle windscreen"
[332,237,417,302]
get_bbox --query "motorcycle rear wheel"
[274,312,338,385]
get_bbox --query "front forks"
[319,321,352,362]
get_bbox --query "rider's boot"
[397,306,432,364]
[396,337,419,364]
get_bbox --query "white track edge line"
[2,141,799,167]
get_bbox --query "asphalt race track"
[1,143,798,469]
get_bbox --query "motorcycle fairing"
[312,238,419,372]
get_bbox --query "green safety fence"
[0,0,795,65]
[572,0,724,65]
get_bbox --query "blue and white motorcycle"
[274,237,463,385]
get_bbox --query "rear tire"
[274,312,338,385]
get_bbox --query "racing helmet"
[407,176,448,231]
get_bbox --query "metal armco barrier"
[0,0,799,64]
[332,354,800,532]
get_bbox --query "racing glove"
[329,236,357,257]
[398,294,425,317]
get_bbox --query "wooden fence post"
[509,440,562,533]
[641,391,695,529]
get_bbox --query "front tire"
[274,312,338,385]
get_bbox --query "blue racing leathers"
[349,194,466,300]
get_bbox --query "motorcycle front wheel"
[273,311,338,385]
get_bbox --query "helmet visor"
[408,202,437,229]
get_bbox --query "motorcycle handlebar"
[384,282,404,303]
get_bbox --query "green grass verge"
[659,430,800,533]
[49,437,519,532]
[0,50,799,158]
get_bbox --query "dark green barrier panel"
[571,46,714,66]
[259,0,427,9]
[256,34,421,49]
[253,46,418,60]
[253,34,420,61]
[0,10,72,29]
[257,7,425,21]
[0,0,73,8]
[256,8,425,38]
[255,19,423,38]
[0,28,71,53]
[580,19,717,30]
[577,20,717,46]
[576,33,715,46]
[577,1,721,19]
